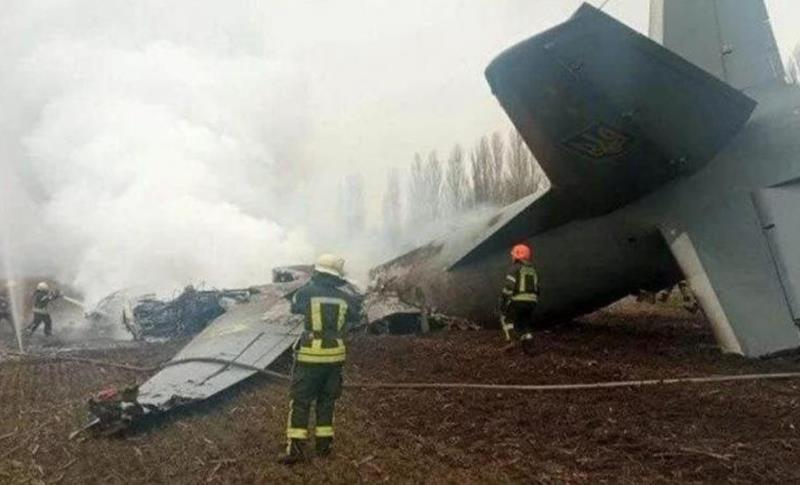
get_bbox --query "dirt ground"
[2,300,800,484]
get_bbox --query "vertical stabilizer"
[649,0,784,90]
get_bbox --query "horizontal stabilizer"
[485,3,756,218]
[449,188,571,268]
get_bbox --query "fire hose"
[4,351,800,392]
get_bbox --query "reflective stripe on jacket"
[501,261,539,305]
[291,272,361,364]
[297,296,348,363]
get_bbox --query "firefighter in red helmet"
[499,243,540,354]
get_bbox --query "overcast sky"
[274,0,646,215]
[2,0,798,294]
[267,0,799,215]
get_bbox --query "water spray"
[61,295,111,319]
[62,295,86,310]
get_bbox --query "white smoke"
[0,1,314,304]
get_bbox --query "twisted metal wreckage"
[81,267,431,435]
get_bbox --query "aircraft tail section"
[649,0,784,90]
[485,4,754,220]
[465,4,755,269]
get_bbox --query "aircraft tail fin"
[649,0,784,90]
[485,3,755,219]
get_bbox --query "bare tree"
[489,132,506,204]
[408,128,543,217]
[382,168,403,243]
[470,136,492,207]
[505,129,534,202]
[444,144,468,213]
[425,150,443,220]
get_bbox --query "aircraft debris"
[87,386,145,436]
[637,281,700,314]
[272,265,313,283]
[366,269,482,334]
[84,268,322,433]
[81,265,483,434]
[363,286,480,334]
[363,291,424,334]
[106,286,255,340]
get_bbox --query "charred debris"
[80,265,478,436]
[91,265,473,343]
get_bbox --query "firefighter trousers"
[28,313,52,336]
[286,362,342,441]
[504,302,536,335]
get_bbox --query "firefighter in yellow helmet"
[279,254,363,465]
[500,244,540,355]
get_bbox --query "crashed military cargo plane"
[374,1,800,357]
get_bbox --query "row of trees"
[337,128,544,247]
[388,129,543,235]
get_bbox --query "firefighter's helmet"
[510,244,532,262]
[315,254,345,277]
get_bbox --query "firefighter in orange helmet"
[499,243,540,354]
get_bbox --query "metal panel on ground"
[137,283,304,409]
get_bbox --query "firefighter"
[500,243,540,354]
[0,294,12,331]
[27,282,60,337]
[279,254,362,465]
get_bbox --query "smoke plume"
[0,1,314,303]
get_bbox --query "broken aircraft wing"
[87,269,380,432]
[448,188,569,268]
[136,282,304,409]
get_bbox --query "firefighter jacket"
[501,261,539,308]
[290,272,362,364]
[32,289,59,315]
